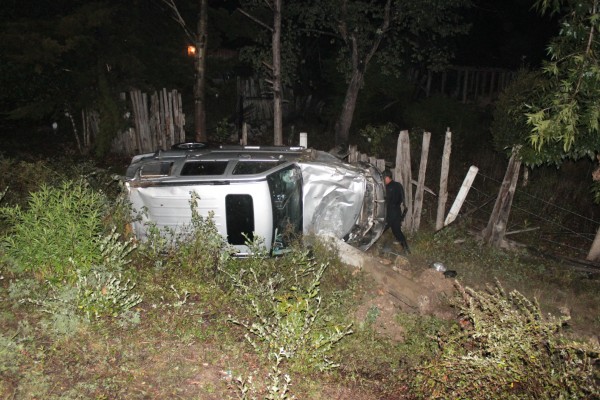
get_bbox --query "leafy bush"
[358,122,398,159]
[0,158,59,208]
[22,268,141,334]
[76,270,142,320]
[0,332,24,374]
[227,248,353,372]
[136,191,232,275]
[1,180,109,283]
[225,246,353,398]
[412,281,599,399]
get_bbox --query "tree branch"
[262,0,273,11]
[573,0,597,95]
[364,0,391,66]
[160,0,196,43]
[236,7,273,32]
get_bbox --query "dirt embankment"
[329,236,457,341]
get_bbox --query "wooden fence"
[345,129,461,235]
[112,89,186,155]
[414,67,515,104]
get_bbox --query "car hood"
[299,153,386,251]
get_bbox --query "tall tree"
[288,0,471,145]
[525,0,600,260]
[493,0,600,258]
[272,0,283,145]
[527,0,600,154]
[238,0,287,145]
[160,0,209,143]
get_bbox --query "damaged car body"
[125,144,386,255]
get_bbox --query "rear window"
[232,161,279,175]
[225,194,254,245]
[140,162,173,177]
[181,161,228,176]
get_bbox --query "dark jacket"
[386,180,405,220]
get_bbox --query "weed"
[0,331,24,374]
[76,269,142,320]
[411,280,599,399]
[1,180,109,283]
[225,246,353,398]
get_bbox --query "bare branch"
[160,0,196,42]
[236,7,273,32]
[364,0,391,66]
[261,60,274,71]
[338,0,349,43]
[262,0,273,11]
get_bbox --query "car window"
[267,165,302,254]
[232,161,280,175]
[225,194,255,245]
[140,162,173,177]
[181,161,228,176]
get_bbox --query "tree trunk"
[194,0,208,143]
[334,69,363,146]
[482,147,522,247]
[272,0,283,145]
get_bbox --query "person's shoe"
[393,241,400,245]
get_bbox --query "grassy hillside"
[0,157,598,399]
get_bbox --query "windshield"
[267,165,303,255]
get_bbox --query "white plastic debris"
[431,262,447,272]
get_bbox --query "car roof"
[125,144,311,181]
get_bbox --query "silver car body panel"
[125,145,385,254]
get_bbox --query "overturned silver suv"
[125,143,386,255]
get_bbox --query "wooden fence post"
[436,128,452,230]
[444,165,479,226]
[482,147,522,247]
[395,130,413,231]
[412,132,431,232]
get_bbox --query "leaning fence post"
[444,165,479,226]
[482,147,522,247]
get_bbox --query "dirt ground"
[351,241,458,342]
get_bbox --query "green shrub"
[225,246,353,398]
[75,269,142,320]
[22,268,141,333]
[0,332,24,374]
[0,158,59,208]
[1,180,109,283]
[411,281,599,399]
[136,191,232,275]
[358,122,398,159]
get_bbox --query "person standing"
[383,170,410,254]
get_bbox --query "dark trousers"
[387,212,409,251]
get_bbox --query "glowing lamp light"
[187,45,197,56]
